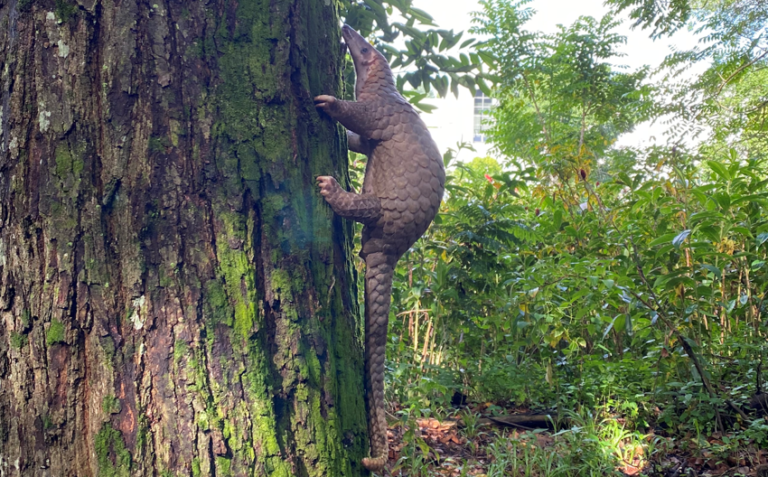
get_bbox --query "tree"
[606,0,768,158]
[472,0,652,195]
[0,1,370,475]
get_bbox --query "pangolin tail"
[361,252,394,472]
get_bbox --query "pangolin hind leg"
[346,131,372,155]
[361,251,395,471]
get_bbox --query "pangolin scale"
[315,25,446,471]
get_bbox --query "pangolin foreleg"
[361,251,395,472]
[316,176,382,223]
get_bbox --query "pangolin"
[315,25,445,471]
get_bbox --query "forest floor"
[383,402,768,477]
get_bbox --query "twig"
[716,48,768,96]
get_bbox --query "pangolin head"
[342,24,390,98]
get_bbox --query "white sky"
[409,0,705,150]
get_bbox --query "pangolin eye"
[361,47,369,54]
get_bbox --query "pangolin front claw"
[316,176,341,198]
[314,95,337,114]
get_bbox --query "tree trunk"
[0,0,368,476]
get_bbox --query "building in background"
[422,90,495,160]
[473,91,494,144]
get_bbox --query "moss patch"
[148,136,168,153]
[94,423,132,477]
[10,332,28,349]
[173,340,189,364]
[135,414,150,451]
[46,319,66,346]
[55,146,73,177]
[42,414,54,430]
[21,309,31,329]
[204,279,232,326]
[102,395,121,415]
[54,0,77,22]
[215,457,232,477]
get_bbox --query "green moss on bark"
[46,319,66,345]
[204,279,231,326]
[54,144,83,177]
[54,0,77,22]
[215,457,232,477]
[42,414,54,430]
[10,332,28,349]
[135,413,150,451]
[102,395,121,415]
[173,340,189,364]
[21,308,31,329]
[94,424,132,477]
[211,211,257,341]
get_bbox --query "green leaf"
[477,51,495,66]
[707,161,731,181]
[655,244,674,258]
[614,315,627,333]
[690,188,709,205]
[649,233,678,247]
[362,0,388,20]
[696,286,713,297]
[553,209,563,232]
[632,174,645,190]
[442,149,454,167]
[568,288,592,304]
[732,192,768,205]
[713,192,731,210]
[476,76,492,97]
[417,437,431,456]
[664,276,696,290]
[379,43,401,56]
[689,211,722,223]
[731,226,752,238]
[409,7,435,25]
[696,225,720,242]
[701,264,721,280]
[617,172,633,187]
[412,101,438,113]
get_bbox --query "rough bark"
[0,0,368,476]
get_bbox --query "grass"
[480,410,649,477]
[387,404,654,477]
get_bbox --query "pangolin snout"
[341,24,367,47]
